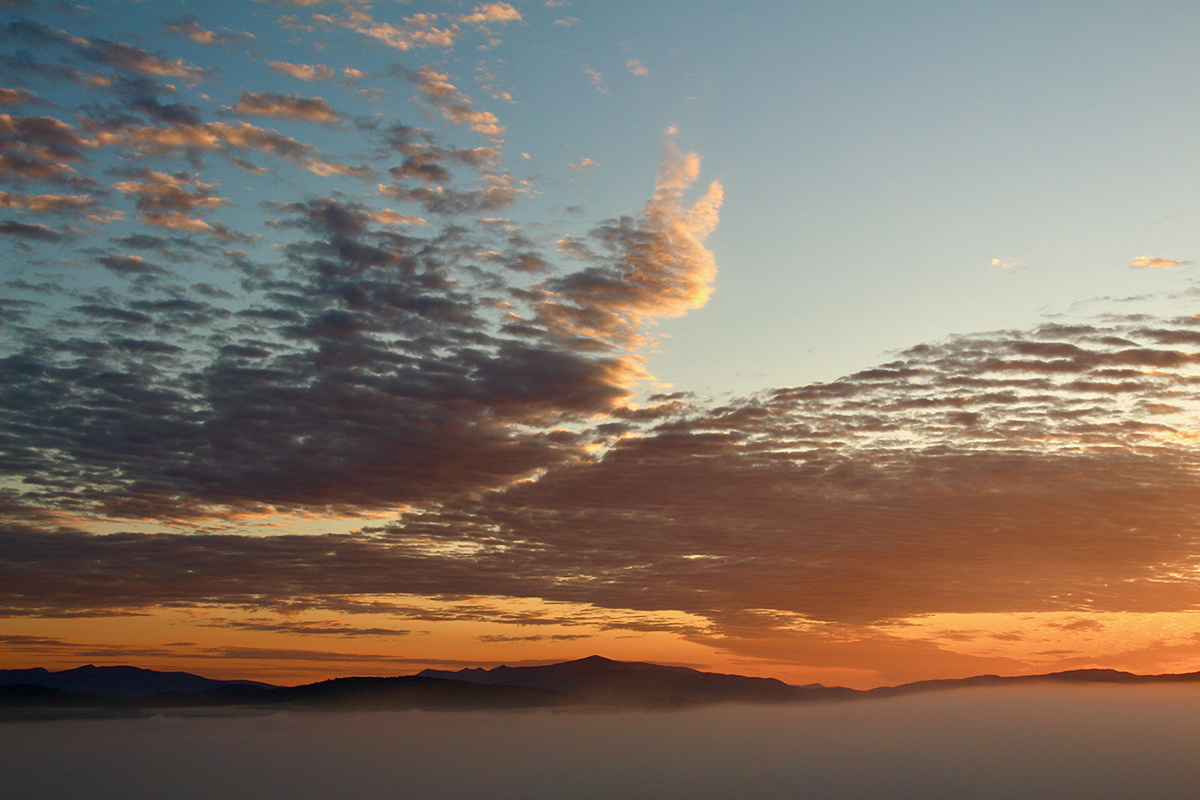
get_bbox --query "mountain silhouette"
[7,658,1200,720]
[0,665,276,699]
[420,655,810,706]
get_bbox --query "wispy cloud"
[165,16,231,45]
[411,66,505,139]
[314,10,459,52]
[584,66,607,93]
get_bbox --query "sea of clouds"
[5,684,1200,799]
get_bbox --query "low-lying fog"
[5,684,1199,799]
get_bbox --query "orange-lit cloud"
[519,145,722,347]
[165,17,229,45]
[232,91,340,123]
[0,87,41,105]
[267,60,336,82]
[314,10,459,52]
[1130,256,1189,269]
[0,190,97,213]
[412,66,505,139]
[459,3,522,26]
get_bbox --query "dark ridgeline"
[418,654,822,706]
[5,657,1200,720]
[0,664,276,699]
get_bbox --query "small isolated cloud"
[1130,256,1189,269]
[554,18,579,27]
[97,253,168,277]
[0,219,62,240]
[626,58,648,77]
[233,91,340,123]
[584,66,607,94]
[568,158,598,171]
[991,258,1019,269]
[276,15,316,32]
[165,17,227,45]
[459,3,522,25]
[268,61,335,82]
[475,66,514,102]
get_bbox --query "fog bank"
[5,684,1200,799]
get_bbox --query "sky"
[2,0,1200,690]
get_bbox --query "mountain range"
[4,656,1200,720]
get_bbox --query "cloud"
[232,91,340,123]
[268,61,336,82]
[91,119,369,180]
[0,87,41,105]
[523,145,723,346]
[96,253,169,277]
[0,218,62,240]
[204,617,412,637]
[6,305,1200,685]
[475,67,514,102]
[459,3,522,25]
[626,58,648,77]
[1130,256,1189,269]
[411,66,505,139]
[584,66,607,94]
[0,190,97,214]
[0,145,715,526]
[165,16,227,45]
[4,19,210,83]
[0,112,93,185]
[314,10,459,52]
[568,158,598,171]
[112,168,230,231]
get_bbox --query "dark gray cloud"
[7,315,1200,642]
[0,9,724,521]
[0,218,61,239]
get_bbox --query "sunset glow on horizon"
[4,0,1200,690]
